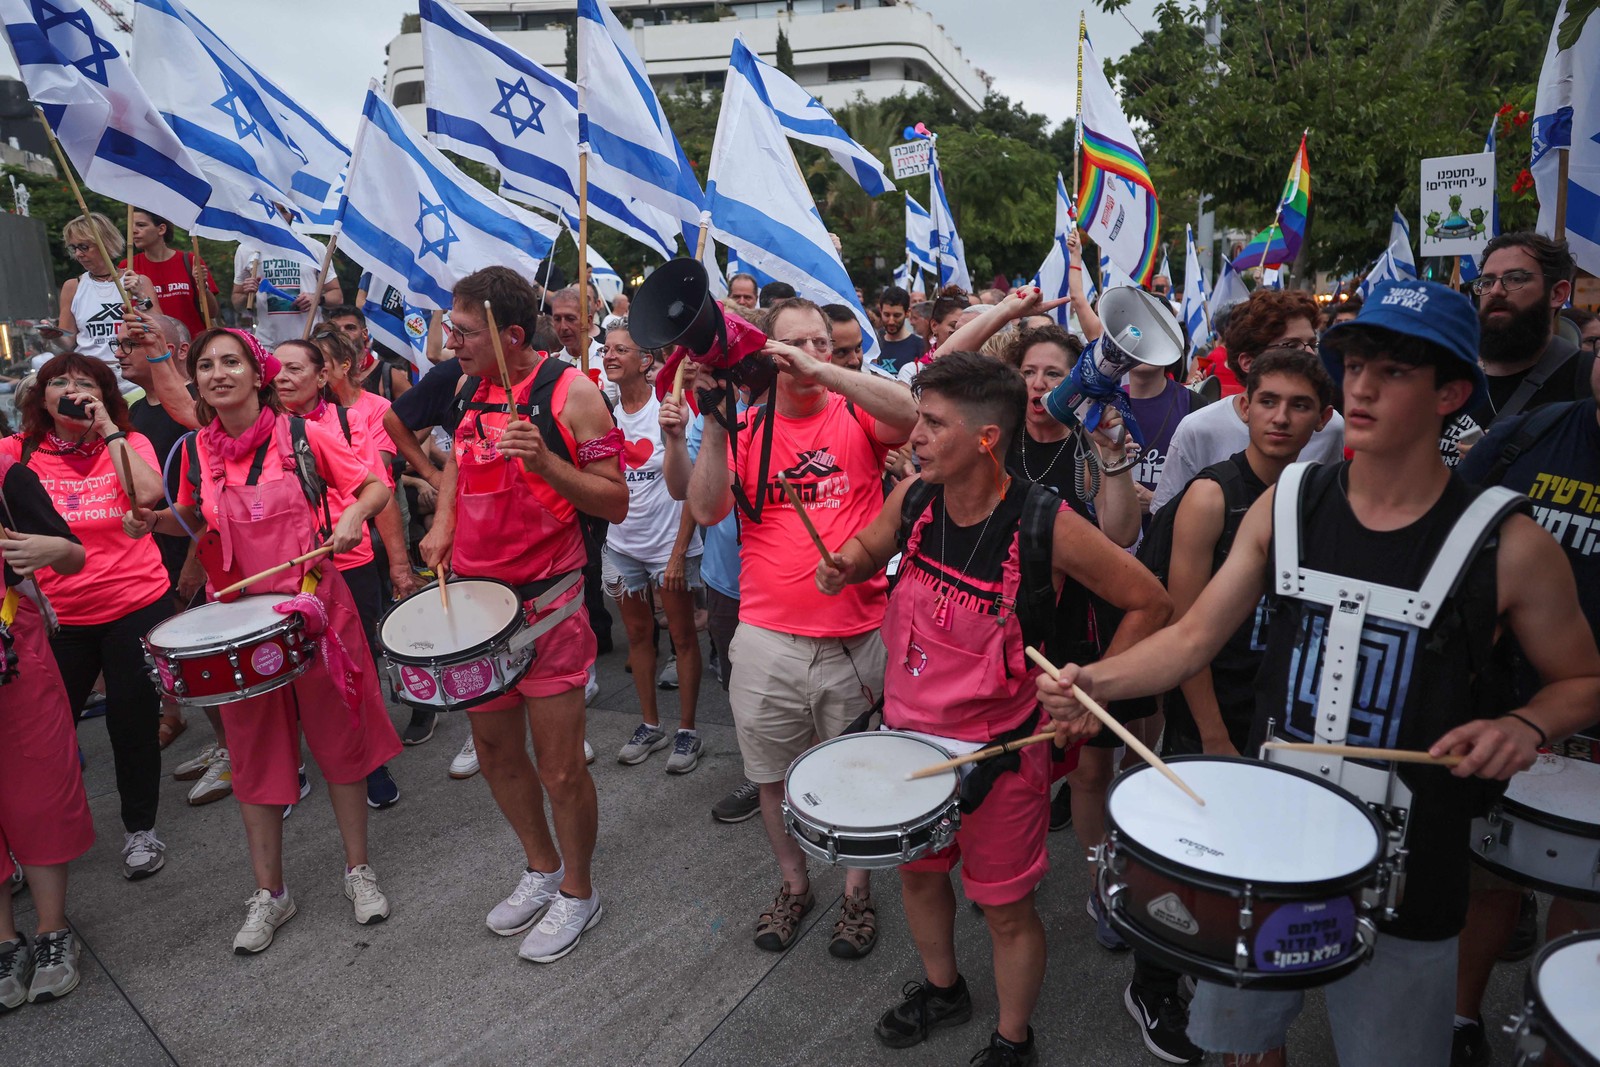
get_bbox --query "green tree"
[776,27,795,76]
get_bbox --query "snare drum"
[1100,756,1383,989]
[1472,753,1600,901]
[377,579,532,710]
[782,732,960,869]
[143,595,312,706]
[1509,931,1600,1066]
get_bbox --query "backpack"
[895,477,1062,655]
[184,416,334,538]
[1134,458,1252,586]
[1468,401,1574,488]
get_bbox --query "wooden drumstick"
[1024,646,1206,807]
[438,573,450,614]
[906,731,1059,780]
[779,474,831,563]
[114,439,137,518]
[483,300,523,422]
[214,545,335,599]
[1261,742,1463,767]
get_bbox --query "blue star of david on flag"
[212,70,262,144]
[490,77,546,139]
[33,0,118,85]
[415,194,459,262]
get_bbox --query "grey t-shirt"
[1149,395,1346,514]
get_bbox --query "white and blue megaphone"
[1043,286,1186,437]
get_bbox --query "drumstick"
[483,300,523,422]
[114,439,136,518]
[1261,742,1463,767]
[1024,646,1206,807]
[214,545,335,598]
[779,474,831,563]
[438,574,450,614]
[906,731,1059,780]
[671,359,687,404]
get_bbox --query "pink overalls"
[191,417,401,805]
[882,494,1068,906]
[453,365,594,705]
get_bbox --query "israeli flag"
[1181,224,1211,353]
[2,0,211,226]
[421,0,678,258]
[1032,173,1075,326]
[194,183,320,266]
[1386,206,1418,277]
[1533,1,1599,274]
[359,274,431,374]
[1207,254,1250,321]
[577,0,705,240]
[338,87,559,312]
[906,194,936,274]
[708,42,879,365]
[928,147,972,291]
[730,38,892,196]
[1359,247,1416,299]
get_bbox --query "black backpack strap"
[524,356,580,464]
[1208,459,1252,566]
[1499,336,1579,421]
[1475,402,1575,487]
[19,436,37,466]
[334,403,353,446]
[287,416,334,539]
[1016,481,1062,654]
[184,432,202,507]
[443,375,483,438]
[895,478,940,555]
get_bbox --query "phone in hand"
[56,396,92,421]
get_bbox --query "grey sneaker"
[487,866,563,937]
[233,888,296,954]
[27,930,78,1003]
[657,658,679,690]
[0,937,33,1011]
[617,723,669,765]
[343,864,391,925]
[517,890,602,963]
[665,730,702,775]
[122,830,166,880]
[186,748,233,805]
[711,780,762,823]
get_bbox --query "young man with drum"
[1035,280,1600,1066]
[418,267,627,964]
[814,352,1171,1066]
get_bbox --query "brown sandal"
[754,884,814,952]
[158,714,187,750]
[829,888,878,959]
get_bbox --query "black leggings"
[51,594,173,834]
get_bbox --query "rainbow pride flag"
[1239,134,1311,269]
[1077,34,1160,287]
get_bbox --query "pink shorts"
[0,599,94,880]
[901,737,1062,907]
[471,590,594,711]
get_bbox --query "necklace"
[931,493,1000,629]
[1019,431,1069,484]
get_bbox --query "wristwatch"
[134,295,154,311]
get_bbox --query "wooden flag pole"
[1072,10,1084,229]
[301,234,339,340]
[576,147,592,375]
[35,108,130,308]
[126,204,135,274]
[115,440,137,519]
[1555,151,1569,241]
[694,218,711,260]
[191,236,213,329]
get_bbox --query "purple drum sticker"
[1252,897,1358,973]
[251,642,284,677]
[442,659,494,701]
[400,666,438,701]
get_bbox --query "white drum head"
[149,595,296,646]
[381,580,521,657]
[787,733,956,830]
[1109,759,1380,884]
[1535,935,1600,1053]
[1505,753,1600,825]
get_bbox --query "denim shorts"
[600,543,703,598]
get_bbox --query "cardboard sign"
[1419,153,1495,257]
[890,140,932,180]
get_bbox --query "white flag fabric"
[338,87,559,312]
[905,194,936,274]
[3,0,211,226]
[928,147,972,291]
[1032,173,1074,327]
[1532,1,1600,274]
[1078,34,1160,287]
[1181,224,1211,353]
[708,45,879,365]
[421,0,678,258]
[1387,205,1418,276]
[577,0,704,240]
[1207,254,1250,321]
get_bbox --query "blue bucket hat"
[1321,279,1487,415]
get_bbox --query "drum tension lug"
[1234,936,1250,973]
[1239,884,1254,932]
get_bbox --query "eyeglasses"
[1582,336,1600,354]
[66,242,94,254]
[1471,270,1541,295]
[1264,338,1318,355]
[46,377,97,391]
[442,315,491,345]
[778,336,834,353]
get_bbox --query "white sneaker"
[233,888,296,954]
[122,830,166,880]
[584,664,600,705]
[449,735,479,780]
[518,890,602,963]
[584,739,595,765]
[172,742,219,782]
[343,864,391,925]
[186,748,232,805]
[657,657,678,690]
[486,865,563,937]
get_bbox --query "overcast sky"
[2,1,1156,141]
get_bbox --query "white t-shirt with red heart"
[610,392,702,566]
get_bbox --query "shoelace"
[507,870,555,906]
[242,892,276,928]
[629,725,661,746]
[538,895,588,933]
[673,733,697,756]
[969,1040,1028,1066]
[33,934,69,970]
[347,868,383,904]
[731,780,759,802]
[124,830,164,862]
[0,944,22,979]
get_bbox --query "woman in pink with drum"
[123,327,402,955]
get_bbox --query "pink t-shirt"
[178,416,373,569]
[346,391,396,487]
[0,433,170,625]
[730,394,891,638]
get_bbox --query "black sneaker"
[1498,892,1539,962]
[969,1029,1037,1067]
[1049,783,1073,832]
[366,766,400,810]
[1124,981,1204,1064]
[402,708,437,746]
[1451,1016,1491,1067]
[711,780,761,823]
[874,976,973,1049]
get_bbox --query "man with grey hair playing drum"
[1035,280,1600,1066]
[815,351,1171,1066]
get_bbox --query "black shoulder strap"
[1209,459,1251,563]
[1016,480,1062,653]
[895,478,940,554]
[19,436,37,466]
[184,432,201,506]
[287,416,334,538]
[443,375,483,438]
[525,356,580,464]
[1500,335,1579,421]
[334,403,352,446]
[1475,401,1574,487]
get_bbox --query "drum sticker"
[400,666,438,701]
[251,642,285,677]
[156,658,176,692]
[1252,897,1357,972]
[1147,893,1200,936]
[442,659,494,700]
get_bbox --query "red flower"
[1514,110,1530,126]
[1512,168,1535,195]
[1497,102,1516,116]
